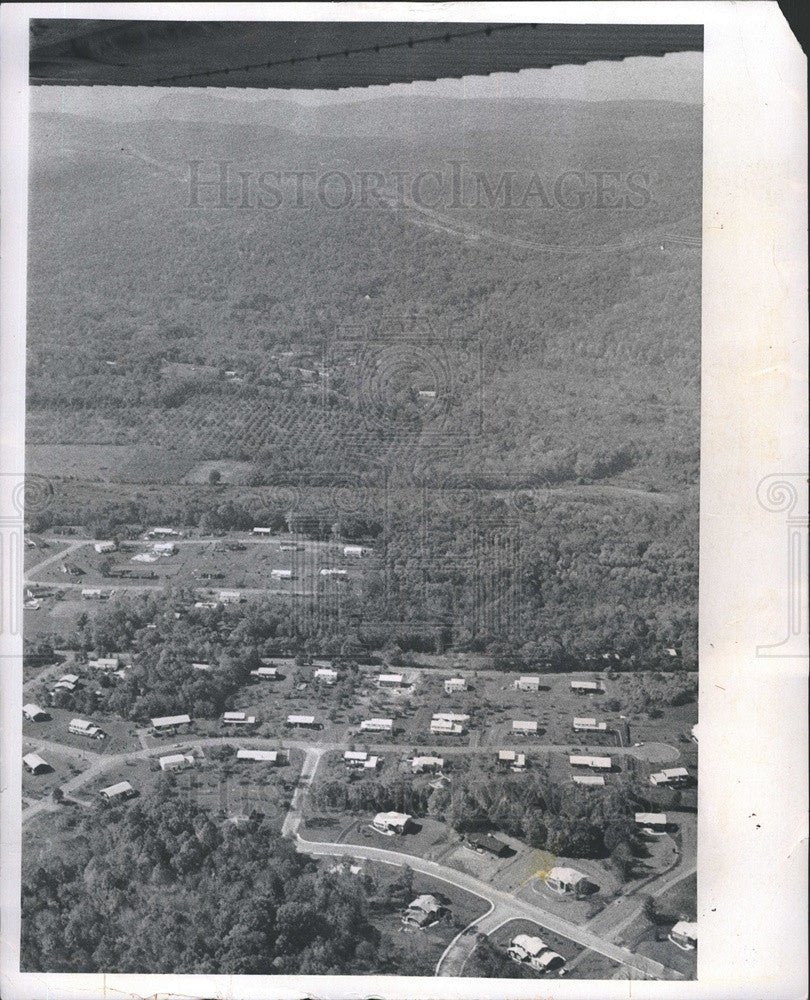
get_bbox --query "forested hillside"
[27,99,700,487]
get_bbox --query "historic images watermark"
[187,160,655,213]
[1,473,55,637]
[756,473,809,658]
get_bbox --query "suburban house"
[99,780,136,801]
[465,832,509,857]
[570,755,612,771]
[571,680,602,694]
[22,753,51,775]
[191,662,212,672]
[314,667,339,684]
[498,750,527,772]
[433,712,469,725]
[22,703,49,721]
[271,569,293,579]
[377,673,404,688]
[86,657,119,671]
[512,720,538,735]
[237,749,286,764]
[514,675,541,692]
[319,567,347,576]
[508,934,566,973]
[94,540,116,553]
[222,711,257,727]
[152,541,177,555]
[545,866,587,895]
[444,677,467,693]
[635,812,669,831]
[372,811,411,835]
[411,755,444,774]
[159,753,195,771]
[360,718,393,733]
[147,527,179,538]
[252,526,273,534]
[251,666,280,680]
[343,545,369,557]
[81,588,105,599]
[401,894,445,928]
[218,590,244,604]
[430,717,463,736]
[69,718,106,740]
[286,714,320,729]
[151,714,192,734]
[573,775,606,786]
[343,750,379,770]
[573,717,608,732]
[650,766,691,787]
[132,551,159,563]
[669,921,698,950]
[53,674,79,692]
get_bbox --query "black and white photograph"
[0,5,806,999]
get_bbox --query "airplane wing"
[29,19,703,89]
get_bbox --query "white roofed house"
[252,526,273,534]
[99,780,136,801]
[573,717,607,732]
[218,590,244,603]
[545,866,587,895]
[159,753,195,771]
[372,811,411,835]
[86,657,119,671]
[498,750,528,772]
[152,541,177,555]
[319,567,347,576]
[221,711,257,727]
[430,717,463,736]
[150,713,192,733]
[271,569,293,579]
[412,755,444,774]
[571,679,602,694]
[23,753,51,775]
[53,673,80,693]
[444,677,467,694]
[94,540,116,553]
[344,750,369,768]
[286,714,320,729]
[314,667,338,685]
[360,718,393,733]
[237,749,285,764]
[377,673,403,688]
[573,774,605,786]
[250,665,280,680]
[512,720,538,736]
[635,812,669,830]
[649,766,691,787]
[22,703,49,721]
[514,675,541,692]
[570,754,613,771]
[669,921,698,950]
[508,934,566,973]
[343,545,369,557]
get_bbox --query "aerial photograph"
[20,19,701,982]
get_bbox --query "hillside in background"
[27,98,700,488]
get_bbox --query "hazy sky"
[32,50,702,118]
